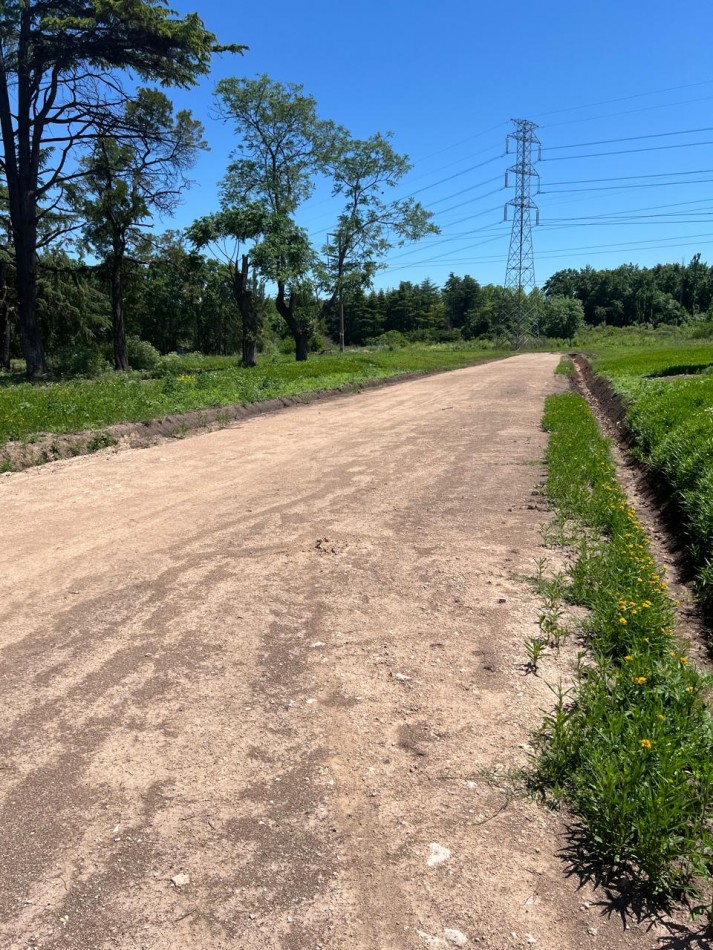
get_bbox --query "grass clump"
[554,357,574,377]
[534,392,713,904]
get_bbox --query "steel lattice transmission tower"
[503,118,541,346]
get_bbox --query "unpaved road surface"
[0,355,666,949]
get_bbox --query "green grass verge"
[554,357,574,377]
[534,392,713,904]
[0,346,506,448]
[588,342,713,614]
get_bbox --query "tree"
[36,249,111,371]
[188,205,269,367]
[539,296,584,339]
[318,133,437,341]
[442,274,482,330]
[68,89,205,369]
[214,75,341,361]
[0,0,243,377]
[0,182,13,369]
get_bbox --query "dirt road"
[0,355,661,949]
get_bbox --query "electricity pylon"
[503,118,541,347]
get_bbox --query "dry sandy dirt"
[0,354,693,950]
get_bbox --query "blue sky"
[165,0,713,291]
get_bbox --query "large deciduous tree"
[0,0,243,377]
[187,205,268,367]
[318,133,437,335]
[213,75,340,361]
[213,76,436,361]
[68,89,205,370]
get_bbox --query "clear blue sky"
[165,0,713,291]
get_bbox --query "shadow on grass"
[558,825,713,948]
[0,371,28,388]
[646,364,713,378]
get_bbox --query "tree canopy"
[0,0,243,376]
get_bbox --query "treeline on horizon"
[2,242,712,375]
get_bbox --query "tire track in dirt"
[0,355,670,948]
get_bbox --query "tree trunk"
[233,255,259,368]
[110,250,129,371]
[275,280,309,362]
[0,304,10,372]
[295,332,309,361]
[242,336,257,368]
[0,18,49,380]
[0,262,11,371]
[14,230,47,378]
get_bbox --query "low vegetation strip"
[535,392,713,905]
[587,343,713,615]
[0,346,505,458]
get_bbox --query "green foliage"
[36,251,111,354]
[50,343,108,377]
[126,336,160,370]
[0,0,243,376]
[544,256,713,328]
[371,330,408,349]
[590,344,713,614]
[0,1,245,90]
[69,89,206,257]
[317,132,437,303]
[535,393,713,902]
[539,296,584,339]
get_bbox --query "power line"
[539,94,713,130]
[388,232,713,271]
[532,79,713,121]
[546,126,713,151]
[381,229,507,274]
[545,168,713,186]
[385,211,504,263]
[543,177,713,195]
[542,139,713,162]
[425,175,501,208]
[403,152,504,198]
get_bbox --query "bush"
[127,336,161,370]
[50,344,108,377]
[371,330,408,349]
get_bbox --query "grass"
[533,392,713,906]
[587,340,713,614]
[554,357,574,377]
[0,345,507,449]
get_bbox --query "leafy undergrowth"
[590,343,713,615]
[534,393,713,906]
[0,346,506,448]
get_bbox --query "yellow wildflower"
[640,739,652,749]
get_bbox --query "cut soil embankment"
[572,354,710,656]
[0,363,500,474]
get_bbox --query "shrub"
[50,344,108,377]
[127,336,161,370]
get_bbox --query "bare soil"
[0,355,693,949]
